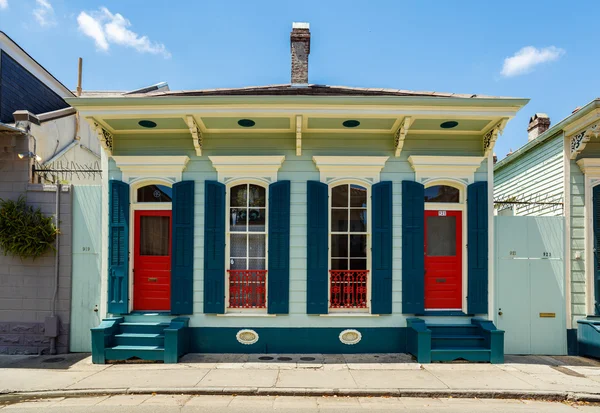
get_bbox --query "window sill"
[319,313,379,317]
[217,313,276,317]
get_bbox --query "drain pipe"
[49,183,61,355]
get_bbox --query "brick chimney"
[527,113,551,141]
[290,22,310,85]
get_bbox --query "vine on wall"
[0,196,58,259]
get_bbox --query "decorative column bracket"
[571,123,600,159]
[187,115,203,157]
[483,119,507,158]
[394,116,412,157]
[296,115,302,156]
[92,121,113,155]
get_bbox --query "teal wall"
[494,133,564,216]
[109,131,488,329]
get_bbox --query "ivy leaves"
[0,196,58,259]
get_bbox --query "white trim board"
[408,155,484,184]
[209,156,285,183]
[112,155,190,183]
[312,156,389,184]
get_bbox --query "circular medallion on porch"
[236,329,259,345]
[339,329,362,345]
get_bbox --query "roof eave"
[494,98,600,171]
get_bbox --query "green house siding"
[570,159,586,324]
[108,131,488,328]
[494,133,564,217]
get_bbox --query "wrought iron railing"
[227,270,267,309]
[329,270,369,309]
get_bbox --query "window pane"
[331,209,348,232]
[137,185,172,202]
[424,185,460,203]
[350,259,367,270]
[248,234,266,257]
[249,185,266,207]
[139,216,170,256]
[350,185,367,207]
[230,185,247,207]
[230,258,246,270]
[331,259,348,270]
[230,208,247,231]
[350,235,367,258]
[331,234,348,258]
[230,234,247,257]
[332,185,349,207]
[248,209,266,232]
[248,259,266,270]
[426,216,457,256]
[349,209,367,232]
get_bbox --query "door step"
[91,317,190,364]
[407,318,504,364]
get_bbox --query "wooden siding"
[110,132,488,328]
[570,159,586,324]
[0,51,69,123]
[494,134,564,216]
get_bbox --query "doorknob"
[498,308,503,316]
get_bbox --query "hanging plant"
[0,196,58,259]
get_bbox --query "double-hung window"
[227,183,267,310]
[330,183,369,309]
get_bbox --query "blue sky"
[1,0,598,159]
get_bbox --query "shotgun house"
[494,99,600,357]
[68,23,528,364]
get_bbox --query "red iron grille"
[228,270,267,309]
[329,270,369,309]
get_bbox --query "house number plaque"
[438,210,447,216]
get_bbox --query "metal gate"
[495,216,566,355]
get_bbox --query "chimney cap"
[292,22,310,30]
[529,113,549,123]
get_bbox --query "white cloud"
[501,46,565,77]
[77,7,170,58]
[0,0,8,10]
[77,11,108,50]
[33,0,56,27]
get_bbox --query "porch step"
[118,322,170,334]
[431,347,491,362]
[114,333,165,347]
[406,318,504,364]
[431,334,485,349]
[104,345,165,362]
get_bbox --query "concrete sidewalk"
[1,353,600,402]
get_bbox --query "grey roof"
[121,84,520,99]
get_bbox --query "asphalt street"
[1,395,600,413]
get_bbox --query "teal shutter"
[371,181,393,314]
[594,186,600,314]
[171,180,194,314]
[268,180,291,314]
[204,180,225,314]
[402,180,424,314]
[307,180,328,314]
[467,181,488,314]
[108,180,130,314]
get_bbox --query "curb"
[1,388,600,404]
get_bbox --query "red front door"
[424,210,462,310]
[134,210,172,311]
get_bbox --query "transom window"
[137,184,172,202]
[331,184,368,270]
[229,183,267,270]
[424,185,460,203]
